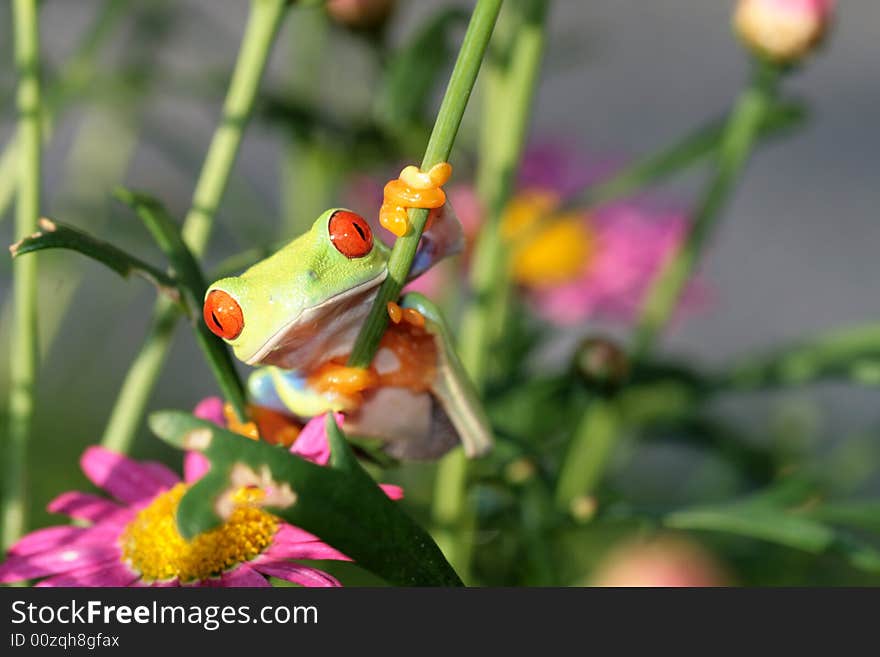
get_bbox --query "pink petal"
[194,396,226,426]
[7,526,88,557]
[253,561,341,587]
[184,451,210,483]
[221,565,270,587]
[139,462,181,489]
[80,446,176,505]
[273,524,322,544]
[289,413,340,465]
[36,560,139,587]
[263,540,350,563]
[47,491,126,523]
[379,483,404,500]
[0,543,121,583]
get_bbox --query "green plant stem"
[458,0,548,384]
[554,396,620,511]
[557,100,806,213]
[632,62,781,359]
[0,0,126,224]
[347,0,503,369]
[432,0,549,581]
[3,0,42,551]
[718,321,880,391]
[555,62,783,515]
[100,0,288,453]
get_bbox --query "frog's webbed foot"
[220,401,301,447]
[307,362,378,409]
[380,162,452,237]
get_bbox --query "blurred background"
[1,0,879,585]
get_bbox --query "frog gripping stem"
[380,162,452,237]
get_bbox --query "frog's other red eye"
[329,210,373,258]
[203,289,244,340]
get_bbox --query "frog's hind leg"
[400,293,493,458]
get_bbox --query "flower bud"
[327,0,396,30]
[576,336,630,390]
[734,0,835,64]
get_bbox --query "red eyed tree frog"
[202,163,492,460]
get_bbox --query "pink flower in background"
[508,144,706,327]
[590,537,729,587]
[527,203,704,326]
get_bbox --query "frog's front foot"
[308,362,378,409]
[387,301,426,328]
[380,162,452,237]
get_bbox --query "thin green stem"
[347,0,503,369]
[101,0,288,453]
[0,0,127,224]
[632,62,781,359]
[3,0,42,550]
[558,100,807,213]
[431,0,549,581]
[553,63,784,514]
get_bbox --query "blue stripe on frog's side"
[248,366,337,419]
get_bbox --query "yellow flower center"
[501,190,595,287]
[120,483,279,583]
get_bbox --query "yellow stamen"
[511,214,594,287]
[120,483,278,583]
[498,190,595,287]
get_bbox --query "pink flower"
[0,410,399,587]
[502,144,707,327]
[590,537,729,587]
[734,0,836,63]
[528,203,706,326]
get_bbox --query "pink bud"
[734,0,836,64]
[327,0,396,30]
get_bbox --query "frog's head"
[203,208,389,366]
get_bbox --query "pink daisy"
[0,409,399,588]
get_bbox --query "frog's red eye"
[203,289,244,340]
[329,210,373,258]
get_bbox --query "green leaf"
[115,188,248,420]
[374,7,470,130]
[9,217,180,299]
[148,410,463,587]
[666,504,836,553]
[807,502,880,533]
[666,502,880,574]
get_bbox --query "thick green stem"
[554,397,620,511]
[347,0,503,369]
[3,0,42,550]
[100,0,288,453]
[431,0,549,581]
[458,0,548,383]
[632,62,781,359]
